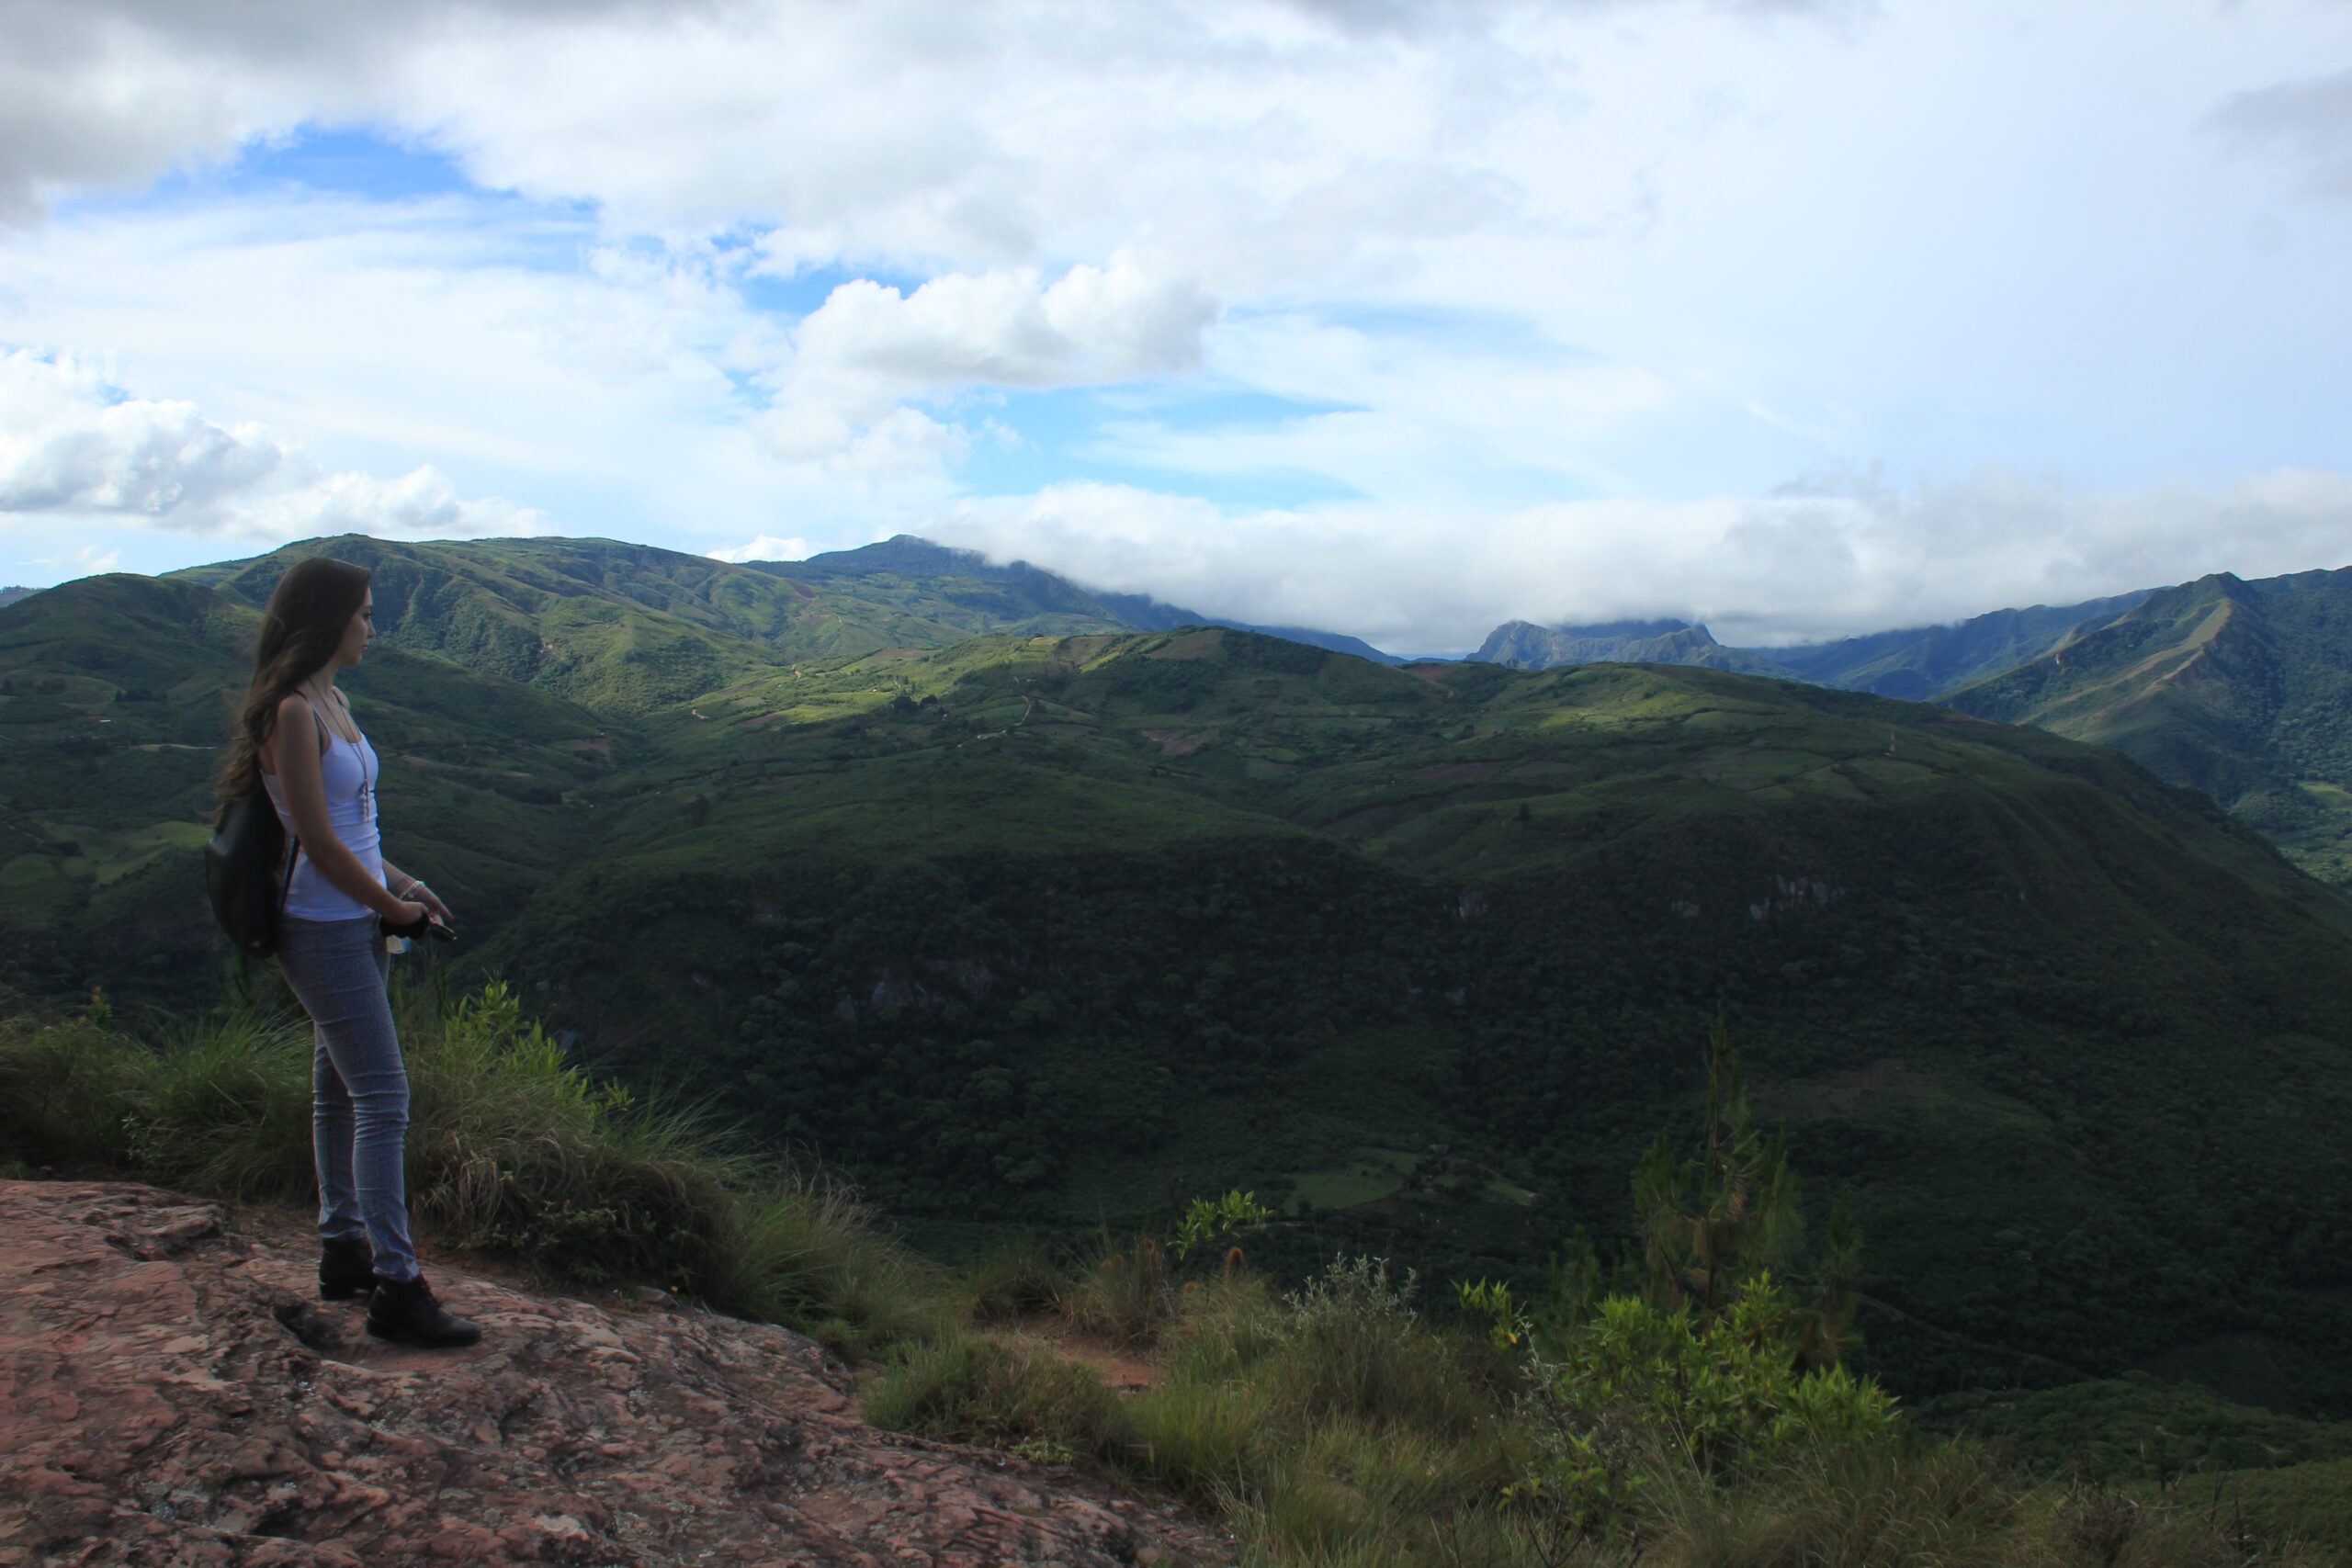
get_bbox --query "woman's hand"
[387,899,430,933]
[412,884,454,925]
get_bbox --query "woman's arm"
[379,859,453,923]
[275,694,420,921]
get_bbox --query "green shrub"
[1261,1255,1494,1439]
[1505,1274,1898,1544]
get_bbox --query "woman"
[215,556,480,1348]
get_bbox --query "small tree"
[1633,1010,1802,1321]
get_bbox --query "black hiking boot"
[365,1273,482,1348]
[319,1235,376,1302]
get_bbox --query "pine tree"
[1634,1010,1802,1318]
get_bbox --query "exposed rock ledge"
[0,1181,1227,1567]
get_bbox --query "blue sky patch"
[228,126,477,201]
[955,386,1365,508]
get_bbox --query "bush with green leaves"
[1493,1273,1895,1543]
[1172,1187,1272,1261]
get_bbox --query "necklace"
[302,675,358,744]
[299,673,371,815]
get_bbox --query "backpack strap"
[279,829,301,915]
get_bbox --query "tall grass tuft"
[1128,1260,1525,1564]
[0,976,945,1353]
[1059,1232,1177,1346]
[956,1235,1066,1325]
[863,1334,1131,1466]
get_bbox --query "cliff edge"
[0,1181,1227,1566]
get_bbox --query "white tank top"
[261,727,386,921]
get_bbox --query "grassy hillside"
[176,536,848,710]
[1949,570,2352,886]
[10,562,2352,1429]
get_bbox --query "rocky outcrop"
[0,1181,1227,1567]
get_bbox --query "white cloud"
[0,197,956,548]
[0,348,547,544]
[0,356,282,514]
[796,255,1214,386]
[759,253,1216,463]
[920,469,2352,652]
[707,533,816,563]
[8,543,122,578]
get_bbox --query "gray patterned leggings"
[275,914,420,1282]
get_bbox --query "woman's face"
[335,592,376,668]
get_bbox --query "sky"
[1,0,2348,652]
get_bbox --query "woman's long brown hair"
[212,556,374,807]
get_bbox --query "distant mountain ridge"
[1472,592,2156,697]
[1477,618,1797,677]
[0,587,34,610]
[1451,574,2352,887]
[751,536,1408,664]
[167,534,1403,713]
[1762,592,2154,699]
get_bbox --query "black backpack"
[205,790,300,959]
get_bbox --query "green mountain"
[8,553,2352,1427]
[1476,618,1798,677]
[753,534,1408,663]
[173,535,1400,716]
[1760,592,2152,699]
[0,587,33,610]
[1948,569,2352,886]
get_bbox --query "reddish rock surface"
[0,1181,1228,1567]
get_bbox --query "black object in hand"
[382,909,458,943]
